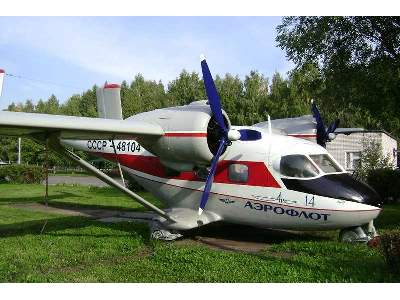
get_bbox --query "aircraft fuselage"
[62,126,382,231]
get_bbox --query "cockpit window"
[280,155,319,178]
[310,154,342,173]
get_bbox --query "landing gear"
[339,221,378,243]
[150,221,183,241]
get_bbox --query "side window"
[229,164,249,183]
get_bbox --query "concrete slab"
[43,175,123,187]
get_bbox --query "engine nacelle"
[128,101,230,171]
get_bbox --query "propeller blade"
[311,102,327,147]
[198,138,226,215]
[238,129,262,141]
[200,55,228,134]
[311,102,341,146]
[326,119,340,135]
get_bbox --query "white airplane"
[0,57,382,242]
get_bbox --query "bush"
[0,164,45,184]
[353,138,394,182]
[367,169,400,203]
[380,231,400,275]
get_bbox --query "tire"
[339,228,360,243]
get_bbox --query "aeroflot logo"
[244,201,330,221]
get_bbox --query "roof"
[337,128,398,141]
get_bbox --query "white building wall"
[326,131,397,171]
[382,133,398,167]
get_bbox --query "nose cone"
[349,176,383,208]
[282,173,383,208]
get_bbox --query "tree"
[276,17,400,138]
[214,73,244,125]
[167,70,205,106]
[354,137,394,181]
[242,71,269,125]
[61,94,83,116]
[79,86,98,117]
[122,74,166,118]
[23,100,35,112]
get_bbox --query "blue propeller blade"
[198,55,262,216]
[201,57,228,135]
[311,102,327,147]
[311,102,340,147]
[198,138,227,215]
[326,119,340,135]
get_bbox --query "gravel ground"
[44,175,124,187]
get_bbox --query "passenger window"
[229,164,249,183]
[280,155,319,178]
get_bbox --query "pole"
[17,137,21,164]
[44,139,49,206]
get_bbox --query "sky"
[0,17,293,110]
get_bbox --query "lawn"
[0,183,399,282]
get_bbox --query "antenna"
[267,115,272,135]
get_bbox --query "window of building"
[228,164,249,183]
[280,155,319,178]
[345,151,361,170]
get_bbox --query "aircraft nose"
[282,173,383,208]
[342,174,383,208]
[354,180,383,208]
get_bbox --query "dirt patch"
[195,236,269,253]
[11,203,88,216]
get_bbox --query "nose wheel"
[150,221,183,241]
[339,221,378,243]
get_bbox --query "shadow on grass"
[182,221,332,244]
[0,215,151,243]
[0,191,81,205]
[45,199,163,213]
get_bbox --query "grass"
[0,183,399,282]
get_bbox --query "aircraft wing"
[334,128,365,135]
[254,115,317,139]
[0,111,164,140]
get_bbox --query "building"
[326,130,398,172]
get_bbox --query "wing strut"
[48,138,176,223]
[110,139,126,187]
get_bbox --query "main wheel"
[339,227,368,243]
[339,229,360,243]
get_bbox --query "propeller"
[311,101,340,148]
[198,55,261,215]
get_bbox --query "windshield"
[280,155,320,178]
[310,154,342,173]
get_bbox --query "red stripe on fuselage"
[97,152,281,188]
[164,132,207,137]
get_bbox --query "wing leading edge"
[0,111,164,140]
